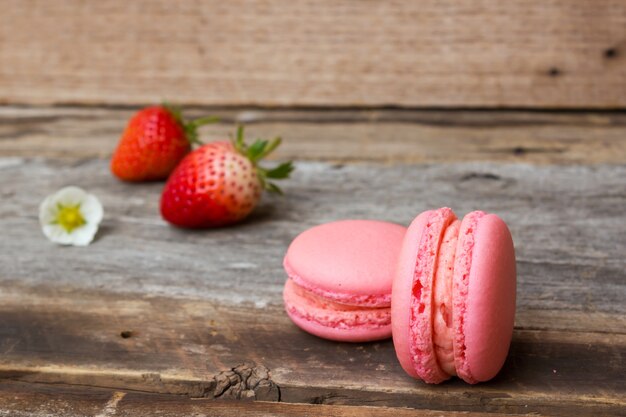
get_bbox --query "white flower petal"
[43,224,74,245]
[39,195,59,224]
[79,194,104,225]
[54,186,88,206]
[70,224,99,246]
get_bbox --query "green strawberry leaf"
[256,137,282,160]
[188,116,220,128]
[235,125,246,152]
[264,161,294,179]
[265,182,284,195]
[247,139,269,162]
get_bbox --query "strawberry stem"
[162,102,219,146]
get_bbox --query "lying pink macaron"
[283,220,406,342]
[392,208,516,384]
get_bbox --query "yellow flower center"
[55,204,86,233]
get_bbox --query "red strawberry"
[110,105,217,182]
[160,126,293,228]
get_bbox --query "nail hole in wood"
[604,48,617,59]
[120,330,133,339]
[461,172,502,181]
[512,147,526,156]
[548,67,561,77]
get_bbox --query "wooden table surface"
[0,106,624,416]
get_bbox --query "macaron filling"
[284,279,392,330]
[432,219,460,377]
[285,261,391,307]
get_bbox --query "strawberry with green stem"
[160,126,294,228]
[111,104,218,182]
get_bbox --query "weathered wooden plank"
[1,159,624,319]
[0,287,624,416]
[1,106,626,164]
[0,158,624,415]
[0,288,624,416]
[0,381,539,417]
[0,1,625,108]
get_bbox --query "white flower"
[39,186,104,246]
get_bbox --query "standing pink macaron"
[392,208,516,384]
[283,220,406,342]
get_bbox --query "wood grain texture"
[0,287,624,416]
[0,157,624,416]
[0,1,625,108]
[0,381,539,417]
[1,159,625,318]
[2,106,626,164]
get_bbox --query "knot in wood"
[210,363,280,401]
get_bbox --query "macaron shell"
[455,213,516,383]
[283,279,392,342]
[392,211,431,378]
[284,220,406,306]
[392,208,456,383]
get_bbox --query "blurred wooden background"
[1,0,625,108]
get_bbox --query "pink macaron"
[392,207,516,384]
[283,220,407,342]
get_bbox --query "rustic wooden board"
[2,106,626,164]
[0,1,625,108]
[0,381,537,417]
[0,153,624,415]
[0,287,624,416]
[1,158,625,318]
